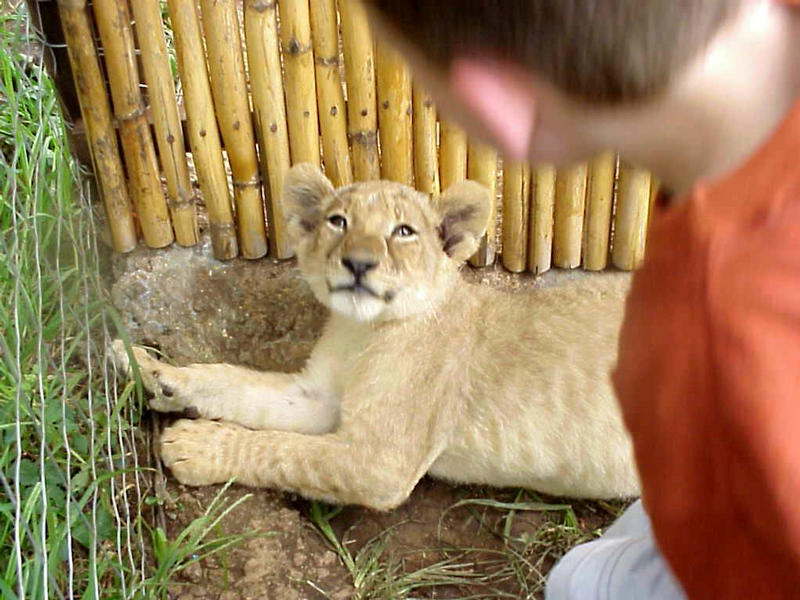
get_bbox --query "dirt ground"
[111,239,626,600]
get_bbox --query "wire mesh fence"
[1,3,151,597]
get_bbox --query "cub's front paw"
[160,419,244,486]
[111,340,190,413]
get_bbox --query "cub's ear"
[283,163,336,245]
[431,180,491,263]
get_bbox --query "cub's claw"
[160,419,241,486]
[110,339,189,413]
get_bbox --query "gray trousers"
[545,500,686,600]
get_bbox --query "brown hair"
[365,0,743,103]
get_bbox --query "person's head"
[365,0,791,187]
[367,1,745,103]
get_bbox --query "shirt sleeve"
[707,198,800,574]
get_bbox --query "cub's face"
[283,164,491,322]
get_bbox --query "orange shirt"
[613,97,800,598]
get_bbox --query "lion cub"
[114,163,639,510]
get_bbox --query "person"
[362,1,800,598]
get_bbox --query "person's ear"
[450,57,537,160]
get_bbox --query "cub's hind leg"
[111,341,338,434]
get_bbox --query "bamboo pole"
[553,163,588,268]
[201,0,267,259]
[648,175,661,226]
[56,0,137,253]
[582,151,616,271]
[528,164,556,275]
[501,161,530,273]
[244,0,292,258]
[339,0,379,180]
[376,42,413,186]
[467,141,498,267]
[612,164,651,270]
[439,120,467,190]
[413,87,439,195]
[643,175,661,256]
[279,0,321,167]
[131,0,197,247]
[310,0,352,187]
[92,0,173,248]
[168,0,238,260]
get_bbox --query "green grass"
[308,494,613,599]
[143,483,258,599]
[0,6,247,598]
[0,6,144,597]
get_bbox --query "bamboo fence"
[56,0,137,253]
[130,0,197,247]
[54,0,656,272]
[92,0,173,249]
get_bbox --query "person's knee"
[545,534,686,600]
[545,540,608,600]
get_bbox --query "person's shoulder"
[704,173,800,368]
[704,97,800,285]
[703,99,799,213]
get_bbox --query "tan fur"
[114,164,639,510]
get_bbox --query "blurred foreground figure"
[364,1,800,597]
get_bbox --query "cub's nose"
[341,257,377,279]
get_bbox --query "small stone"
[168,584,188,599]
[319,550,338,566]
[183,560,203,583]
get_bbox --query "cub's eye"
[327,214,347,230]
[392,224,416,238]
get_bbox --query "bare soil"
[111,240,624,600]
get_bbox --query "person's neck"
[595,1,800,197]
